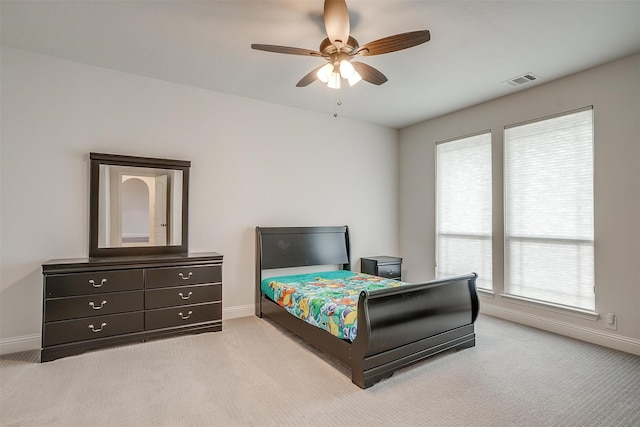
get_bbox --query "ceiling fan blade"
[351,62,388,85]
[251,44,322,57]
[324,0,350,48]
[296,64,326,87]
[356,30,430,56]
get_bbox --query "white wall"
[0,47,399,353]
[399,53,640,355]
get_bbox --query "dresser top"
[43,252,223,274]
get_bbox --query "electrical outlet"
[606,312,617,330]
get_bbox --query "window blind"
[436,132,492,290]
[504,108,594,310]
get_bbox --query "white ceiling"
[2,0,640,129]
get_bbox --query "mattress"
[261,270,407,341]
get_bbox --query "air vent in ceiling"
[503,73,540,87]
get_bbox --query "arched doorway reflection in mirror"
[119,174,168,247]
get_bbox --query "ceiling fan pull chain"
[334,90,342,118]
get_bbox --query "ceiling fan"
[251,0,430,89]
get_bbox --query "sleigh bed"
[255,226,479,388]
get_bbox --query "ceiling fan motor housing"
[320,36,359,57]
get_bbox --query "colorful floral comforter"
[261,270,406,341]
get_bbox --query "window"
[436,132,492,290]
[504,108,594,310]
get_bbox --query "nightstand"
[361,256,403,280]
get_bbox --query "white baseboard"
[222,304,254,320]
[0,304,256,356]
[481,303,640,356]
[0,333,40,355]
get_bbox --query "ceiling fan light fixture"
[339,59,355,79]
[317,63,333,83]
[347,71,362,86]
[327,71,341,89]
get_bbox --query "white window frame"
[436,131,493,291]
[503,107,595,312]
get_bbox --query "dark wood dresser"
[361,256,403,280]
[41,252,222,362]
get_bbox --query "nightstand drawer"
[43,312,144,347]
[361,256,403,280]
[145,302,221,330]
[146,265,222,289]
[44,291,144,322]
[377,264,401,279]
[145,284,221,309]
[45,269,143,298]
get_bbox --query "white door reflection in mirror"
[154,175,167,246]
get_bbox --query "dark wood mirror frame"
[89,152,190,258]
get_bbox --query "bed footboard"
[351,273,479,388]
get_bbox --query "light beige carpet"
[1,315,639,426]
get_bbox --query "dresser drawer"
[145,302,221,330]
[44,291,144,322]
[43,312,144,347]
[377,264,401,279]
[145,284,221,309]
[45,269,143,298]
[145,265,221,289]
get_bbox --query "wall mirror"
[89,152,190,257]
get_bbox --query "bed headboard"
[256,226,351,271]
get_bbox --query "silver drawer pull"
[89,300,107,310]
[178,311,193,320]
[178,272,193,280]
[89,278,107,288]
[88,322,107,332]
[178,291,193,300]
